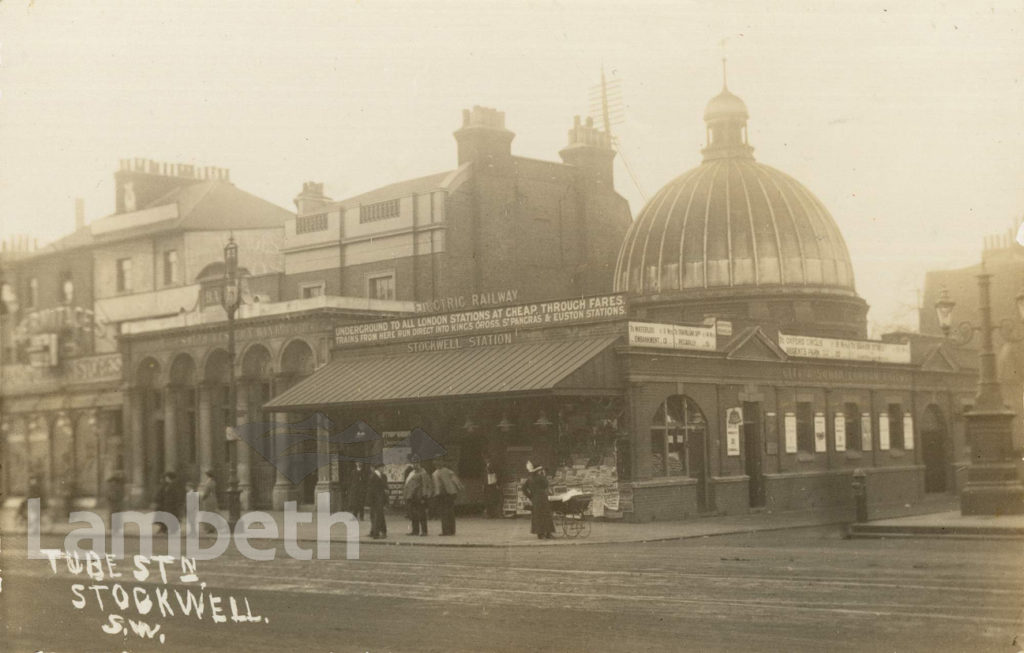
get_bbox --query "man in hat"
[521,461,555,540]
[431,459,464,535]
[403,456,433,535]
[367,463,389,539]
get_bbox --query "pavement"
[4,492,1023,546]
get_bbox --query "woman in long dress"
[521,462,555,539]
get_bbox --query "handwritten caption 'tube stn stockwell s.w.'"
[38,550,268,646]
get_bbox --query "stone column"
[236,381,252,510]
[163,385,179,473]
[197,383,213,477]
[271,375,299,510]
[127,388,146,507]
[314,412,333,508]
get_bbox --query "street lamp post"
[222,237,242,529]
[934,277,1024,515]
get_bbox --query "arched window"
[650,395,707,478]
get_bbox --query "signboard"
[414,288,519,314]
[627,321,716,352]
[335,293,627,347]
[716,320,733,337]
[784,412,797,453]
[814,412,827,452]
[879,413,891,450]
[861,412,873,451]
[778,333,911,364]
[834,413,846,452]
[725,407,742,456]
[903,413,914,450]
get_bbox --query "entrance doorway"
[743,402,765,508]
[920,405,948,493]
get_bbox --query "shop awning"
[264,336,621,412]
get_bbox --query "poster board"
[813,413,827,452]
[861,413,873,451]
[903,413,914,450]
[834,413,846,452]
[879,413,891,450]
[784,412,797,453]
[725,407,742,456]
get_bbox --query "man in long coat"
[403,458,433,535]
[368,463,389,539]
[431,460,464,535]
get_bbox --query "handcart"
[549,490,592,538]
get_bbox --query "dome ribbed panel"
[614,158,855,295]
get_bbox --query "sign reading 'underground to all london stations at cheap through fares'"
[335,293,627,346]
[627,321,717,352]
[778,333,911,364]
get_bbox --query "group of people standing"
[150,469,218,534]
[346,458,465,539]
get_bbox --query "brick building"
[266,82,977,522]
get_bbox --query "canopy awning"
[264,336,621,412]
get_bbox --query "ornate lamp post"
[934,278,1024,515]
[222,237,243,529]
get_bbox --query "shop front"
[264,294,632,517]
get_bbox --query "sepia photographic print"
[0,1,1022,651]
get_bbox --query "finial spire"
[722,57,728,90]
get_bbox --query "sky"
[1,0,1021,336]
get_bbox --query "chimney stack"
[559,115,616,186]
[293,182,331,215]
[453,106,515,167]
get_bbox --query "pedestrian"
[105,471,125,532]
[484,457,501,518]
[431,459,464,536]
[200,470,219,533]
[368,463,389,539]
[153,471,184,535]
[403,457,433,536]
[18,473,45,525]
[521,461,555,540]
[347,462,367,520]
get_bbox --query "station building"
[265,83,978,521]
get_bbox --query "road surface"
[2,527,1021,652]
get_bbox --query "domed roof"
[614,86,856,298]
[703,88,748,122]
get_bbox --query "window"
[368,274,395,300]
[116,258,133,293]
[888,403,905,449]
[296,213,328,234]
[300,283,325,299]
[796,402,815,453]
[163,250,178,286]
[649,395,707,478]
[844,403,862,451]
[359,199,400,223]
[26,278,38,309]
[58,270,73,304]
